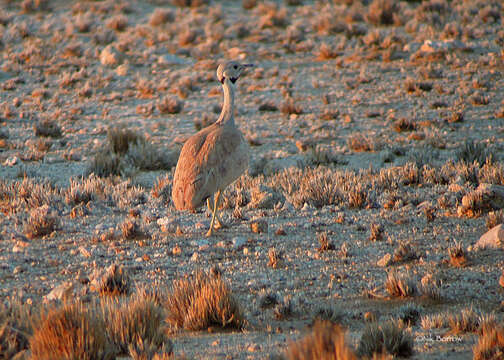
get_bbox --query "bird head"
[217,61,254,84]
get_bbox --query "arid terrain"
[0,0,504,359]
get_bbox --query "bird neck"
[217,78,235,125]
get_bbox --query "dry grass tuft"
[385,271,417,298]
[96,264,131,297]
[486,210,504,230]
[280,97,303,115]
[87,152,123,178]
[369,223,383,242]
[357,320,413,358]
[30,302,113,360]
[421,312,448,330]
[102,295,168,356]
[88,127,176,177]
[129,338,173,360]
[419,273,442,301]
[393,242,417,263]
[106,15,128,31]
[151,174,172,203]
[268,247,282,268]
[456,140,492,166]
[398,303,422,326]
[313,307,345,325]
[34,119,62,138]
[149,8,174,26]
[108,127,144,155]
[165,271,244,331]
[172,0,209,7]
[448,307,480,335]
[347,134,374,152]
[366,0,400,25]
[392,118,416,132]
[317,232,334,252]
[473,324,504,360]
[157,96,184,114]
[23,205,58,239]
[0,299,33,359]
[258,291,279,309]
[448,241,467,268]
[284,321,357,360]
[274,297,293,320]
[120,218,144,240]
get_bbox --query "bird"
[172,61,254,236]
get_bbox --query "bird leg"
[206,194,225,229]
[206,190,222,237]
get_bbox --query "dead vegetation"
[357,320,413,358]
[164,271,244,331]
[284,321,357,360]
[30,302,113,360]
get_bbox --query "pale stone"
[475,224,504,250]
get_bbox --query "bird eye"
[233,65,238,69]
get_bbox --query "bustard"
[172,61,254,236]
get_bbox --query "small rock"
[4,156,19,166]
[232,236,247,249]
[157,54,192,65]
[191,252,199,261]
[250,220,268,234]
[157,217,180,233]
[475,224,504,250]
[100,45,123,66]
[45,281,75,302]
[377,253,392,267]
[420,39,466,53]
[13,265,25,274]
[115,63,129,76]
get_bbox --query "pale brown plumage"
[172,61,253,236]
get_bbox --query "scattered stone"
[232,236,247,249]
[250,220,268,233]
[475,224,504,250]
[157,217,180,233]
[100,45,123,66]
[45,281,75,302]
[3,156,19,166]
[377,253,392,267]
[420,39,466,53]
[157,54,192,65]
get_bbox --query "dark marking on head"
[230,77,237,83]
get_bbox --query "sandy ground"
[1,0,504,358]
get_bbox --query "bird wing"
[172,124,245,211]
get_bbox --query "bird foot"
[206,228,213,237]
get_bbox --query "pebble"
[232,237,247,249]
[100,45,123,66]
[191,252,199,262]
[377,253,392,267]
